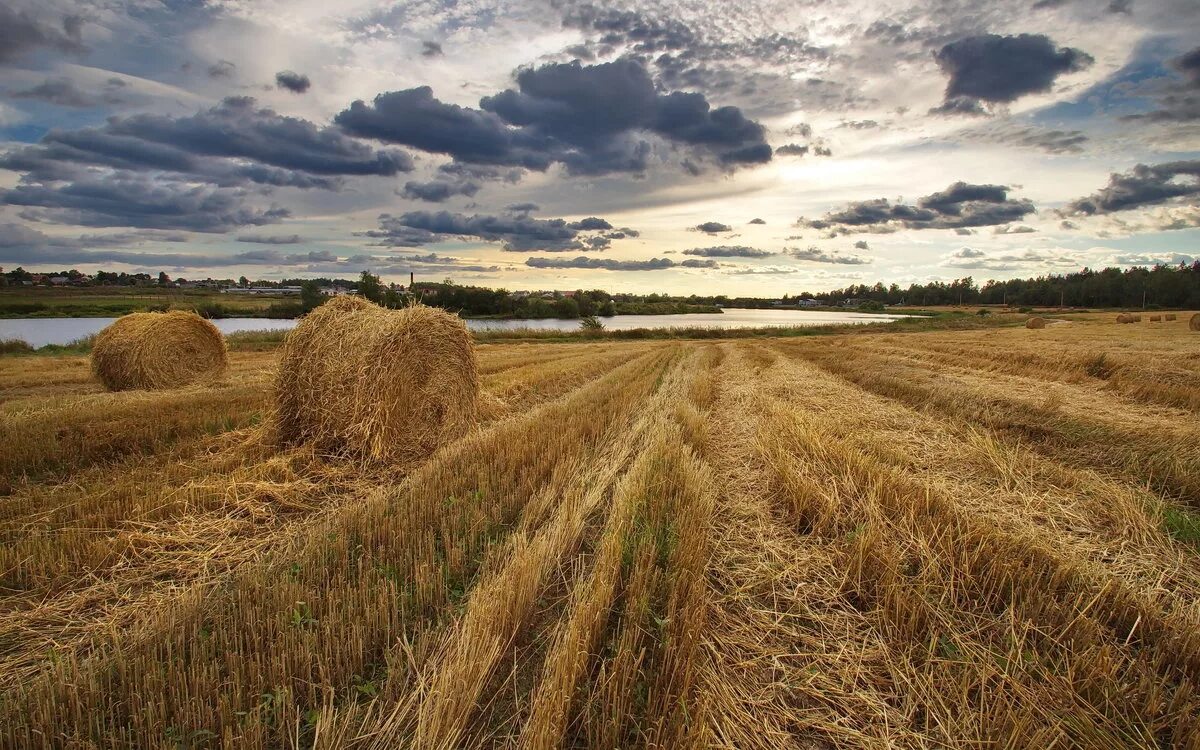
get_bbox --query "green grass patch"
[1164,506,1200,549]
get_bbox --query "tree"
[300,280,324,312]
[358,271,384,303]
[554,296,580,318]
[580,315,604,335]
[383,287,406,309]
[239,276,250,288]
[157,271,171,285]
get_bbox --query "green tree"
[358,271,384,303]
[383,287,406,309]
[554,296,581,318]
[300,280,324,312]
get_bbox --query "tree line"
[804,262,1200,309]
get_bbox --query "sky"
[0,0,1197,296]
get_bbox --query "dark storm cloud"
[421,41,443,57]
[2,173,290,233]
[682,245,774,257]
[525,255,717,271]
[0,6,86,64]
[368,210,621,252]
[1064,161,1200,215]
[748,218,766,224]
[854,240,869,249]
[275,71,311,93]
[1,96,412,199]
[207,60,236,79]
[10,77,126,108]
[933,34,1093,107]
[505,202,540,214]
[1121,47,1200,125]
[774,143,809,156]
[694,221,732,234]
[604,227,639,239]
[335,59,771,177]
[786,246,869,264]
[400,179,481,202]
[334,86,556,170]
[0,222,324,267]
[237,234,304,244]
[1174,46,1200,87]
[800,181,1035,233]
[567,217,613,230]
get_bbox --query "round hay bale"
[1026,317,1046,329]
[1132,314,1143,323]
[1116,313,1134,324]
[275,297,479,462]
[1165,313,1177,321]
[1191,313,1200,331]
[1149,314,1162,322]
[91,311,228,391]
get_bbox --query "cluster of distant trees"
[805,262,1200,309]
[348,277,718,318]
[6,261,1199,315]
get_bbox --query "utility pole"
[1142,289,1147,310]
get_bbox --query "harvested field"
[2,314,1199,749]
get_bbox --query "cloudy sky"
[0,0,1197,294]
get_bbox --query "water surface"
[0,308,910,348]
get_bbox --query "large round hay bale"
[1116,313,1134,323]
[1026,317,1046,329]
[1150,314,1162,322]
[275,297,479,462]
[1191,313,1200,331]
[1165,313,1177,321]
[91,311,228,391]
[1132,314,1143,322]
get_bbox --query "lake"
[0,308,912,348]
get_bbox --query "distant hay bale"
[1026,317,1046,329]
[1165,313,1177,321]
[1116,313,1134,324]
[275,297,479,463]
[91,311,227,391]
[1132,315,1143,322]
[1191,313,1200,331]
[1150,314,1162,322]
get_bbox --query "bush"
[1018,307,1033,313]
[192,301,232,319]
[264,301,305,318]
[0,302,48,315]
[579,315,604,334]
[977,308,991,316]
[0,338,35,355]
